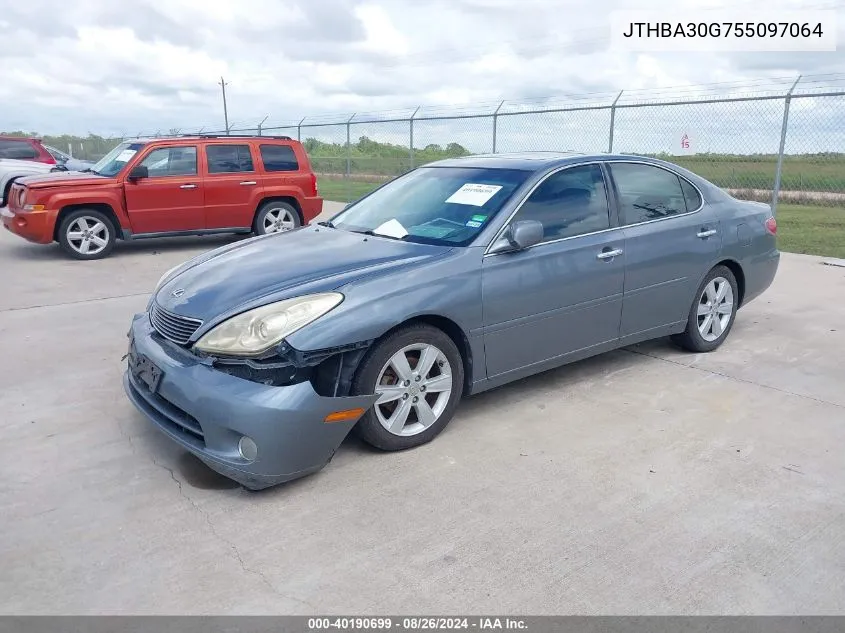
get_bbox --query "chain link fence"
[112,75,845,208]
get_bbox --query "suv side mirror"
[128,165,149,180]
[488,220,544,254]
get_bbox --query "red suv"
[0,136,58,164]
[2,135,323,259]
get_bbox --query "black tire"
[671,265,739,353]
[252,201,301,235]
[57,208,116,260]
[352,324,465,451]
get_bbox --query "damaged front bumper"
[123,313,378,490]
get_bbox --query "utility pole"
[219,77,230,134]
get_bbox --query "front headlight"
[194,293,343,357]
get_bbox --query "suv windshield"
[89,142,146,177]
[331,167,530,246]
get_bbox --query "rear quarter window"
[259,144,299,172]
[0,139,38,160]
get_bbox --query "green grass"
[318,176,383,203]
[776,204,845,259]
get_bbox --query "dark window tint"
[513,164,610,241]
[139,146,197,177]
[206,144,254,173]
[680,178,702,211]
[260,144,299,172]
[610,163,687,225]
[0,139,38,160]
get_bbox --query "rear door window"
[206,144,255,174]
[0,139,38,160]
[260,144,299,172]
[609,163,688,225]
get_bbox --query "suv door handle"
[240,181,257,186]
[180,184,197,189]
[597,248,623,260]
[697,228,718,239]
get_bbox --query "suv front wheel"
[58,209,116,260]
[253,201,301,235]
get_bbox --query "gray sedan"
[124,152,779,489]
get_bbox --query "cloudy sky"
[1,0,843,140]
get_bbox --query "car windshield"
[330,167,531,246]
[89,142,146,177]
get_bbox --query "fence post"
[297,117,306,142]
[257,115,268,137]
[773,75,801,215]
[492,101,505,153]
[346,113,356,203]
[608,90,623,153]
[409,106,420,170]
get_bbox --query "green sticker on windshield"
[471,214,488,223]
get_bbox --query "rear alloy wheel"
[253,201,300,235]
[58,209,116,260]
[672,265,738,353]
[353,325,464,451]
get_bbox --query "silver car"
[124,152,780,489]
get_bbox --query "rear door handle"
[180,184,197,189]
[240,181,257,186]
[697,229,718,239]
[597,248,623,260]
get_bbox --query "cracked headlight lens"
[194,293,343,357]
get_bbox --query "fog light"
[238,436,258,461]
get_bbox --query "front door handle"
[697,228,718,239]
[180,184,197,189]
[240,181,257,186]
[597,248,623,260]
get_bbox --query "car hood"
[19,171,113,188]
[157,226,454,321]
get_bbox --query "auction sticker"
[446,184,502,207]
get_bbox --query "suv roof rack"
[178,133,293,141]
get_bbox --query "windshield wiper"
[361,229,405,241]
[316,221,335,228]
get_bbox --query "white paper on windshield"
[116,149,137,162]
[445,183,502,207]
[373,218,408,239]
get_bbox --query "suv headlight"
[194,293,343,357]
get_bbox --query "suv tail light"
[764,216,777,235]
[310,173,318,197]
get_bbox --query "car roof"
[0,136,41,142]
[126,135,297,145]
[424,151,684,172]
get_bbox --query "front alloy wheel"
[57,208,116,260]
[373,344,453,437]
[352,324,465,451]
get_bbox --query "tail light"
[764,216,777,235]
[310,173,318,197]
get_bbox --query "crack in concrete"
[625,347,844,410]
[0,291,150,314]
[149,457,318,612]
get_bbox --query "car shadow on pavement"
[4,234,250,261]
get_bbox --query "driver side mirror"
[128,165,149,180]
[488,220,544,254]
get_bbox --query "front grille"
[149,303,203,345]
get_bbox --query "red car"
[0,136,58,165]
[2,135,323,259]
